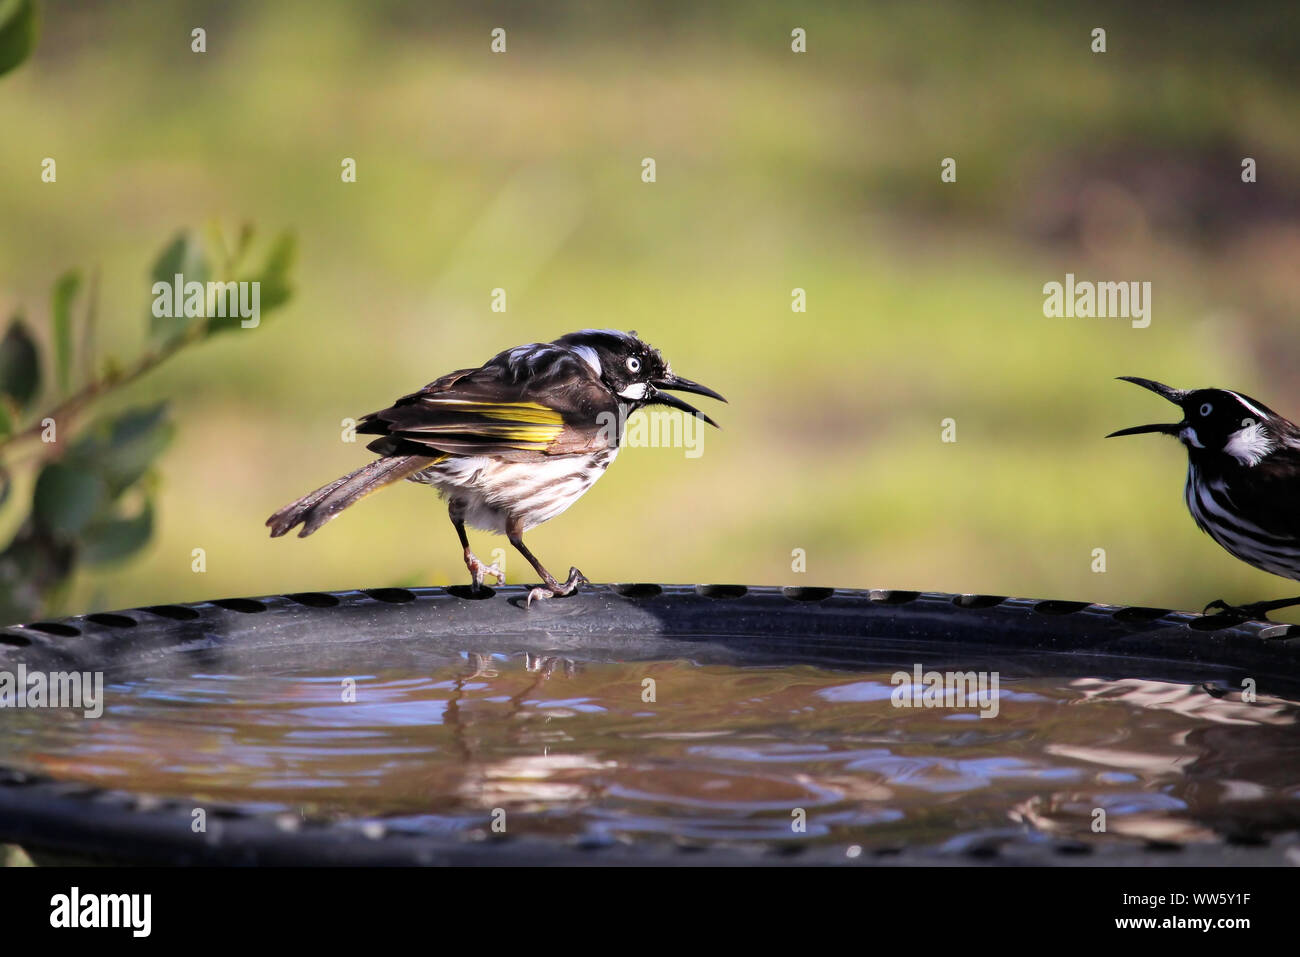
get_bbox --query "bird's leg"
[507,517,586,607]
[1203,595,1300,621]
[450,508,503,592]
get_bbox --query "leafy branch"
[0,228,295,454]
[0,228,297,623]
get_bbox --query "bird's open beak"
[1106,376,1186,438]
[648,374,726,428]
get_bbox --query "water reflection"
[0,652,1296,851]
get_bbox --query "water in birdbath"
[1,644,1296,854]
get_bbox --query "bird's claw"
[525,568,587,608]
[525,586,555,607]
[466,554,505,593]
[1202,599,1268,621]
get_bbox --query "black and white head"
[1108,377,1299,468]
[554,329,726,426]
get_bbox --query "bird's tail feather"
[266,455,436,538]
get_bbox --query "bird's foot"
[465,552,505,593]
[1202,598,1271,621]
[525,567,587,608]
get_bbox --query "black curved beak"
[1106,376,1186,438]
[648,374,726,428]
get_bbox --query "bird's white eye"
[1199,403,1213,417]
[626,356,641,373]
[1242,418,1256,428]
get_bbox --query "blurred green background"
[2,0,1299,619]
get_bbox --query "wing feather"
[357,351,618,457]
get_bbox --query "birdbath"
[0,584,1298,865]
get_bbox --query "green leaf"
[78,266,100,386]
[0,318,41,408]
[68,402,173,498]
[0,397,12,439]
[82,500,154,565]
[149,232,209,345]
[0,0,37,79]
[209,231,296,336]
[232,222,255,269]
[257,230,296,311]
[33,461,105,537]
[52,269,81,393]
[0,462,9,507]
[150,232,202,285]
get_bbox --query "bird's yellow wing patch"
[406,399,565,447]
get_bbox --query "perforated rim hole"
[363,588,416,604]
[26,622,81,637]
[782,586,834,602]
[84,613,137,628]
[446,585,493,600]
[142,604,201,621]
[870,589,920,605]
[210,598,268,614]
[696,584,748,599]
[286,592,341,608]
[615,583,663,599]
[1032,600,1092,616]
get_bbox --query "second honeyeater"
[1109,376,1300,619]
[267,329,724,604]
